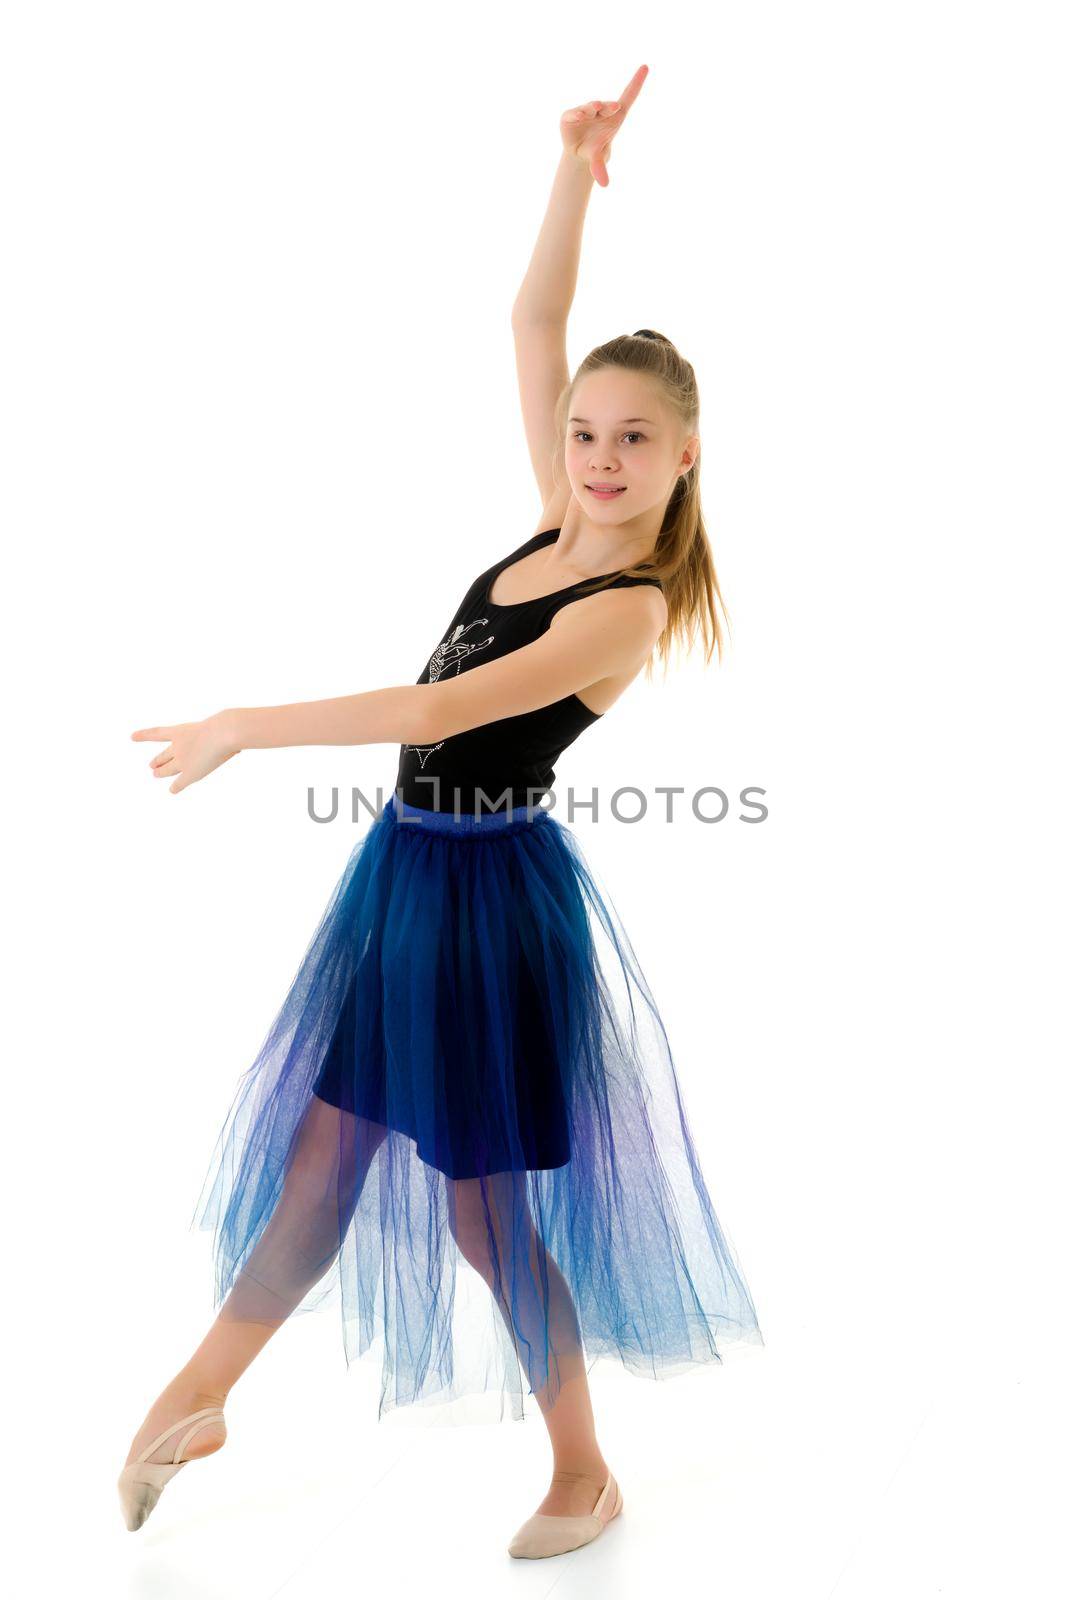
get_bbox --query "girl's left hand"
[131,711,240,794]
[560,63,649,187]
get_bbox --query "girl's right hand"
[131,711,240,795]
[560,64,649,188]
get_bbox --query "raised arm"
[510,158,590,513]
[511,66,649,518]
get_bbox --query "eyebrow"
[568,416,657,426]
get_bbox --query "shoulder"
[486,526,556,575]
[550,578,667,648]
[604,577,668,633]
[466,529,548,598]
[615,575,667,619]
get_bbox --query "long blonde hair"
[551,329,730,678]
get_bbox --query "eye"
[571,431,645,444]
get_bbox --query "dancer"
[121,63,762,1561]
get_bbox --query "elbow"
[414,685,459,746]
[510,305,566,332]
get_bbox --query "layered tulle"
[190,793,763,1422]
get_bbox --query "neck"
[554,503,662,575]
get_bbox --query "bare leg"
[124,1099,386,1468]
[448,1174,612,1518]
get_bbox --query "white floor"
[25,1240,1065,1600]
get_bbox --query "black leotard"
[393,528,663,814]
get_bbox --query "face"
[564,367,698,524]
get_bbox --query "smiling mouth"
[586,484,626,494]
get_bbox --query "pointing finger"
[616,63,648,113]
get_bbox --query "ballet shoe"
[507,1470,623,1559]
[117,1405,226,1532]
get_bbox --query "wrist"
[560,148,594,183]
[213,707,245,755]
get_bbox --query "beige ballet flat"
[507,1470,623,1559]
[117,1405,226,1532]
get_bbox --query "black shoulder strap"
[541,571,662,628]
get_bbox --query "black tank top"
[393,528,663,813]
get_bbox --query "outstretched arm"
[131,585,666,794]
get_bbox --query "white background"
[3,3,1064,1596]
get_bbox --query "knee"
[285,1103,387,1214]
[448,1197,496,1276]
[453,1237,496,1278]
[446,1179,535,1282]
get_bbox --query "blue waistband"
[386,790,548,836]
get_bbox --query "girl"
[120,64,763,1562]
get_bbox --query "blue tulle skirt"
[190,791,763,1422]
